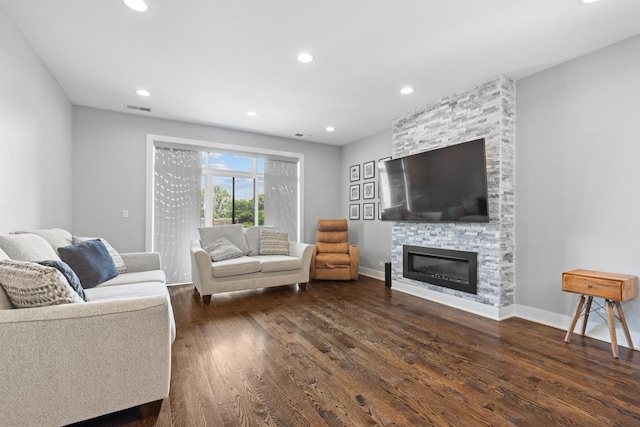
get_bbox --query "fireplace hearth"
[403,245,478,294]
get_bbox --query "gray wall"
[72,106,341,252]
[341,129,393,277]
[516,34,640,331]
[0,4,73,233]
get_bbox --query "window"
[201,152,264,227]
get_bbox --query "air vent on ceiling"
[294,133,313,138]
[125,104,152,112]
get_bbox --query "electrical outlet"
[121,210,129,218]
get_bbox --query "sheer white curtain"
[153,146,201,284]
[264,159,298,241]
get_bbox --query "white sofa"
[190,225,313,303]
[0,228,175,427]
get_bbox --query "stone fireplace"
[391,75,515,314]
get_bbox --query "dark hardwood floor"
[79,276,640,426]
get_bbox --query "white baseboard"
[359,267,384,281]
[514,303,639,351]
[392,280,638,351]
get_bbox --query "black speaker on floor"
[384,262,392,288]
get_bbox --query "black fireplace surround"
[403,245,478,294]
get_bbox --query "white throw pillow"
[259,229,289,255]
[0,260,85,308]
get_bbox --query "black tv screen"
[379,138,489,222]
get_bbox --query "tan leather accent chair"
[310,219,359,280]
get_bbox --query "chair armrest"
[120,252,162,272]
[309,244,319,279]
[348,245,360,280]
[0,296,172,425]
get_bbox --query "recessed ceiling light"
[579,0,601,4]
[400,87,414,95]
[247,111,258,117]
[136,89,150,97]
[123,0,148,12]
[326,126,335,132]
[297,53,314,63]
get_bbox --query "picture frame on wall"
[350,164,360,182]
[349,204,360,220]
[363,181,375,199]
[363,203,375,220]
[349,184,360,201]
[363,160,375,179]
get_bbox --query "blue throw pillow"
[38,260,89,302]
[58,239,119,289]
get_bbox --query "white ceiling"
[3,0,640,146]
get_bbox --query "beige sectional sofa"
[190,224,313,303]
[0,228,175,426]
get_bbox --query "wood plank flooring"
[76,276,640,426]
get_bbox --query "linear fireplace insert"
[403,245,478,294]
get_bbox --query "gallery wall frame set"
[349,157,389,220]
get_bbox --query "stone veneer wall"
[391,75,515,308]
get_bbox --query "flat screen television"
[378,138,489,223]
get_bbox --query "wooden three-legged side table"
[563,269,638,358]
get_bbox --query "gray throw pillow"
[0,260,85,308]
[204,237,245,262]
[259,229,289,255]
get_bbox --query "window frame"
[146,134,304,251]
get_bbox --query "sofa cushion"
[58,240,119,289]
[259,228,289,255]
[0,234,60,262]
[204,237,245,262]
[17,228,73,253]
[73,236,128,274]
[0,260,85,308]
[38,260,88,302]
[243,226,275,256]
[257,255,302,273]
[199,224,249,255]
[99,270,167,287]
[211,256,261,278]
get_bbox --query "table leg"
[606,300,619,358]
[565,295,586,343]
[581,296,593,336]
[614,301,634,350]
